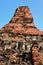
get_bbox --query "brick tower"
[0,6,43,65]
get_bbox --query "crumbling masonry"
[0,6,43,65]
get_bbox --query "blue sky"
[0,0,43,31]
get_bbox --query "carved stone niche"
[14,40,26,52]
[16,41,23,50]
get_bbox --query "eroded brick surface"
[0,6,43,65]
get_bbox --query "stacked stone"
[0,6,43,65]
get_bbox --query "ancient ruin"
[0,6,43,65]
